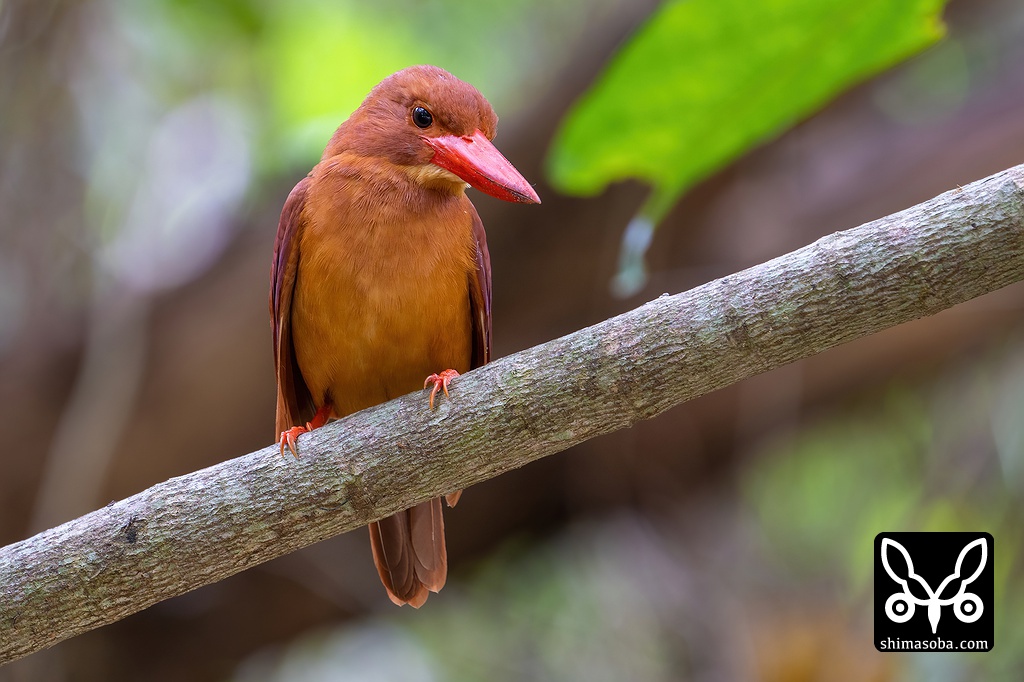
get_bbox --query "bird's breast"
[291,185,477,418]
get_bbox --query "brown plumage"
[269,65,538,607]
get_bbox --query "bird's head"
[334,65,540,204]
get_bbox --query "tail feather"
[369,497,447,607]
[368,514,422,606]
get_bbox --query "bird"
[269,65,539,607]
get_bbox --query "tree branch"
[3,164,1024,664]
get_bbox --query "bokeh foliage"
[547,0,949,218]
[154,0,615,171]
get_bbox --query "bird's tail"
[369,497,448,607]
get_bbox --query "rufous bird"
[270,65,539,607]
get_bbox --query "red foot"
[424,369,460,409]
[279,425,308,458]
[279,404,332,458]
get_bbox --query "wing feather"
[443,205,492,511]
[468,203,492,368]
[270,176,316,436]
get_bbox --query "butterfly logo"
[880,537,986,634]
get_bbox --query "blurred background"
[1,0,1023,679]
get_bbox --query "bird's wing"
[270,176,316,436]
[468,203,492,368]
[440,203,492,510]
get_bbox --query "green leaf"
[547,0,948,201]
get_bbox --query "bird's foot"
[279,426,308,458]
[424,369,460,409]
[278,404,332,458]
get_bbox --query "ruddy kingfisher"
[270,65,539,606]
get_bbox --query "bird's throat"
[405,163,470,193]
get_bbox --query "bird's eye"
[412,106,433,128]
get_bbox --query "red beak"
[423,130,541,204]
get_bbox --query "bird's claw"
[424,369,460,409]
[278,404,333,458]
[279,425,310,458]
